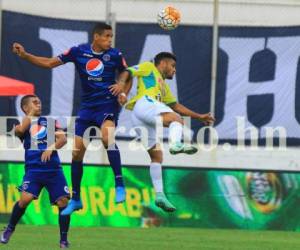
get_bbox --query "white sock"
[183,126,193,144]
[150,162,163,193]
[169,121,183,145]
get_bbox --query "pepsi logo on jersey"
[30,124,47,140]
[86,58,104,77]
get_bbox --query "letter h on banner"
[215,36,300,141]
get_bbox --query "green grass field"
[0,224,300,250]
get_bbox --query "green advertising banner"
[1,162,300,230]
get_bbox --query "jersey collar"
[90,45,107,55]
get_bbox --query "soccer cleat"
[169,142,184,155]
[1,227,14,244]
[169,142,198,155]
[155,193,176,212]
[61,199,83,216]
[60,240,70,248]
[182,144,198,155]
[115,186,126,203]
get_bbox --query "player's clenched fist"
[118,93,127,106]
[198,112,215,126]
[12,42,26,58]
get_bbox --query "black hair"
[92,22,112,36]
[154,52,177,66]
[20,94,37,113]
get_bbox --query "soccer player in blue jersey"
[0,95,70,248]
[12,23,127,215]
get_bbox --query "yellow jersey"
[125,62,177,110]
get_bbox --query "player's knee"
[151,154,163,163]
[57,197,69,208]
[72,150,84,161]
[102,137,109,149]
[163,113,183,126]
[175,116,184,125]
[102,137,115,149]
[170,113,183,124]
[151,157,162,163]
[149,148,163,163]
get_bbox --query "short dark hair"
[20,94,37,113]
[154,52,177,66]
[92,22,112,36]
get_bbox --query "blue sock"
[8,202,26,230]
[59,207,70,242]
[107,144,124,187]
[71,160,83,201]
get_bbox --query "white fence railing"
[1,0,300,26]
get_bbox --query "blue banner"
[2,11,300,145]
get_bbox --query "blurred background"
[1,0,300,230]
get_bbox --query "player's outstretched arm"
[12,42,63,69]
[170,103,215,125]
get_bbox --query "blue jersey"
[23,117,61,172]
[58,43,127,108]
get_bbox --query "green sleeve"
[127,62,153,77]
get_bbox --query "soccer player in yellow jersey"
[118,52,215,212]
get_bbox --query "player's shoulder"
[75,43,91,52]
[38,116,47,124]
[127,61,154,71]
[139,61,155,69]
[66,43,90,54]
[107,47,123,56]
[37,116,57,125]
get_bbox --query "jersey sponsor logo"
[86,58,104,77]
[30,124,47,140]
[88,76,102,81]
[103,54,110,62]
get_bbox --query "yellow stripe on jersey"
[125,62,177,110]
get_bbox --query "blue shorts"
[18,170,70,204]
[75,103,121,137]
